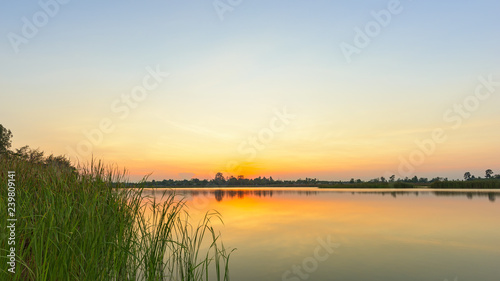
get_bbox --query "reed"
[0,156,232,280]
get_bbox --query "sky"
[1,0,499,182]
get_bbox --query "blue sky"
[1,0,499,181]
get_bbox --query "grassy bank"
[431,180,500,189]
[0,156,232,280]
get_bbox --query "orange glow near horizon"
[59,120,500,182]
[8,111,500,182]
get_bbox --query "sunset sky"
[1,0,499,181]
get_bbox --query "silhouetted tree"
[227,176,238,186]
[411,176,418,183]
[418,177,428,183]
[0,124,13,154]
[14,145,44,164]
[45,154,75,172]
[389,175,395,182]
[485,169,493,179]
[214,172,226,185]
[464,172,471,181]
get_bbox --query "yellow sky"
[2,1,500,181]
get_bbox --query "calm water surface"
[143,188,500,281]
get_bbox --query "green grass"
[0,156,233,280]
[318,182,414,189]
[431,180,500,189]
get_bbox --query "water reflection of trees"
[185,189,319,202]
[347,191,498,202]
[169,189,499,202]
[432,191,497,202]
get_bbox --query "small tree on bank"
[0,124,13,154]
[485,169,493,179]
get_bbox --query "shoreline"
[132,185,500,191]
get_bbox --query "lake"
[143,188,500,281]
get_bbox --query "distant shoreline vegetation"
[141,171,500,189]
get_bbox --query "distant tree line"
[146,172,324,187]
[463,169,500,180]
[145,169,500,188]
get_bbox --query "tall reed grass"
[0,156,232,280]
